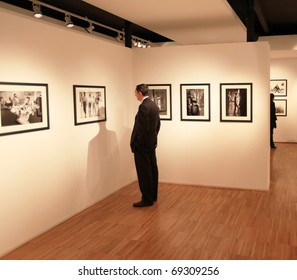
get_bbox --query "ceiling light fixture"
[137,41,142,48]
[28,0,151,47]
[114,33,121,42]
[114,32,124,42]
[85,22,95,33]
[65,14,74,28]
[132,38,138,47]
[32,2,42,18]
[131,36,151,48]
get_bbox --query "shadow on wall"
[85,121,119,204]
[84,111,134,206]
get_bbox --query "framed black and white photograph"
[0,82,50,136]
[275,99,287,117]
[270,79,287,97]
[147,84,172,120]
[220,83,253,122]
[180,83,211,121]
[73,85,106,125]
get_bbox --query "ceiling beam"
[124,21,132,48]
[247,0,257,42]
[254,0,269,33]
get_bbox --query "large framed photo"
[220,83,253,122]
[73,85,106,125]
[275,99,287,117]
[147,84,172,120]
[270,79,287,97]
[180,83,210,121]
[0,82,50,136]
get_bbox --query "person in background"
[270,93,277,149]
[130,84,161,207]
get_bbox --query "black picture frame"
[147,84,172,120]
[270,79,287,97]
[220,83,253,122]
[180,83,211,121]
[0,82,50,136]
[73,85,106,125]
[275,99,287,117]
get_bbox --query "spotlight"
[141,41,147,48]
[32,2,42,18]
[137,41,142,48]
[85,22,94,33]
[65,14,74,28]
[132,38,138,47]
[114,32,123,42]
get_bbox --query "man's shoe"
[133,201,153,207]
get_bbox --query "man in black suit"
[270,93,277,149]
[130,84,161,207]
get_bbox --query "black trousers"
[270,127,275,148]
[134,149,158,203]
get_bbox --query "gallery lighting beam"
[32,1,42,18]
[29,0,122,34]
[28,0,151,47]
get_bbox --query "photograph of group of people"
[78,91,103,119]
[73,85,106,125]
[0,91,42,127]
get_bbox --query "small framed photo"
[147,84,172,120]
[274,99,287,117]
[0,82,50,136]
[270,79,287,97]
[180,83,211,121]
[73,85,106,125]
[220,83,253,122]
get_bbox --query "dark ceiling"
[227,0,297,40]
[1,0,296,45]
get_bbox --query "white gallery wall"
[133,42,271,190]
[0,9,136,256]
[260,35,297,143]
[271,57,297,143]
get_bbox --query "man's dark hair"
[136,84,149,96]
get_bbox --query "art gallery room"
[0,0,297,262]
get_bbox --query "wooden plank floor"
[2,143,297,260]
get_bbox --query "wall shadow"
[85,121,120,204]
[83,109,134,207]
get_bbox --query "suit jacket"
[130,97,161,153]
[270,100,277,129]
